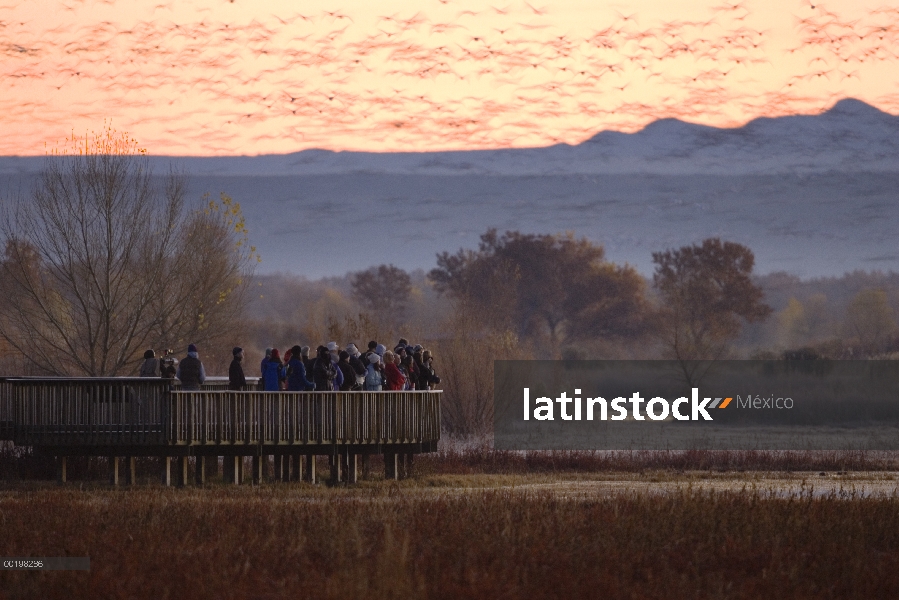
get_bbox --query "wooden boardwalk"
[0,377,440,485]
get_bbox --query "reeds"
[2,485,899,599]
[416,440,896,475]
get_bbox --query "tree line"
[1,130,897,397]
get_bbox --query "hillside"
[1,99,896,278]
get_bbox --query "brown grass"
[414,441,897,475]
[4,441,895,484]
[2,483,899,599]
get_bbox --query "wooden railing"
[3,378,440,448]
[0,377,14,441]
[10,378,171,446]
[168,391,440,446]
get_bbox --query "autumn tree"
[652,238,771,362]
[845,288,897,353]
[429,229,648,354]
[350,264,412,314]
[0,126,256,376]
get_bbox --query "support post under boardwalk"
[251,455,263,485]
[160,457,171,487]
[205,456,218,479]
[361,454,371,481]
[195,456,206,486]
[176,456,189,487]
[291,454,301,482]
[401,453,414,479]
[339,452,349,483]
[384,452,398,481]
[108,456,119,486]
[56,456,66,484]
[223,456,239,485]
[125,456,136,485]
[346,453,358,484]
[273,455,283,482]
[329,453,342,484]
[304,454,316,483]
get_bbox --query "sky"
[2,0,898,156]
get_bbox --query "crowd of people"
[138,339,440,393]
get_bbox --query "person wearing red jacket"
[383,351,406,391]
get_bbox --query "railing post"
[244,396,252,445]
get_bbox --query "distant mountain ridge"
[1,99,897,176]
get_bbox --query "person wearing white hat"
[364,353,385,391]
[326,341,340,367]
[346,343,367,387]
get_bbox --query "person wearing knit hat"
[313,345,342,391]
[337,350,356,391]
[261,347,273,377]
[301,345,314,376]
[327,341,340,366]
[346,343,367,387]
[361,341,377,366]
[228,347,246,391]
[375,343,386,357]
[176,343,206,391]
[364,352,384,391]
[286,345,315,391]
[419,349,441,390]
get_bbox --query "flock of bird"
[1,0,897,155]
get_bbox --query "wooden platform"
[0,377,441,485]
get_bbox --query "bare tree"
[0,127,255,375]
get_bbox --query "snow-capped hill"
[573,99,899,174]
[0,99,896,176]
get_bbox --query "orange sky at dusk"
[2,0,898,156]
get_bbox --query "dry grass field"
[2,461,899,599]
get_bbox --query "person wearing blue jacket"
[286,345,315,391]
[261,347,272,377]
[261,348,287,391]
